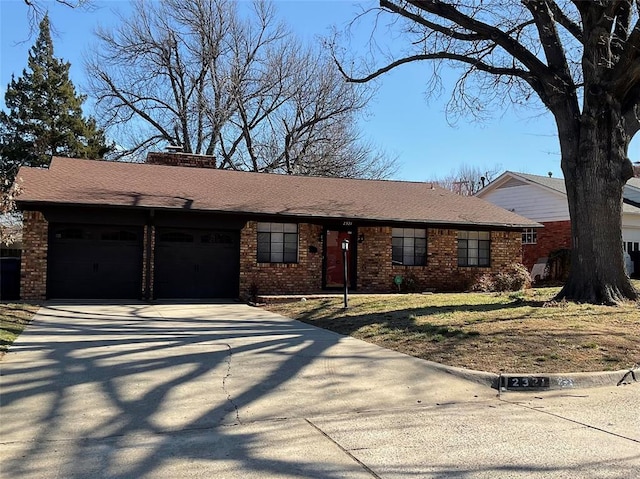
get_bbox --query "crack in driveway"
[222,343,242,424]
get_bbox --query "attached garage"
[154,228,240,299]
[47,224,144,299]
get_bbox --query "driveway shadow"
[0,302,351,478]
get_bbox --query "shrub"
[505,262,531,290]
[471,263,531,292]
[471,273,495,292]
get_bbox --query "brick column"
[20,210,48,300]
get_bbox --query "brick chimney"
[146,152,217,169]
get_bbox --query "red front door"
[325,230,353,288]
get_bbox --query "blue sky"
[2,0,638,181]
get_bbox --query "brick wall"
[357,226,393,291]
[357,228,523,292]
[239,221,323,299]
[146,152,217,169]
[522,220,572,270]
[242,223,524,296]
[20,211,48,300]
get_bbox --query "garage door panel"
[48,225,143,299]
[155,228,240,299]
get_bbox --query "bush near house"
[471,263,531,292]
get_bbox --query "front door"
[324,229,355,288]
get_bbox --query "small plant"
[471,263,531,292]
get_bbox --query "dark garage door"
[154,228,240,299]
[48,224,144,299]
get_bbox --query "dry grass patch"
[1,303,40,358]
[265,284,640,374]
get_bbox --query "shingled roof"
[16,157,538,228]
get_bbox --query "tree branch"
[335,52,530,84]
[380,0,484,41]
[547,0,583,42]
[523,1,575,90]
[397,0,550,78]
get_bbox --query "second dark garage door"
[154,228,240,299]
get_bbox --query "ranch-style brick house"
[15,154,539,301]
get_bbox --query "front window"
[257,222,298,263]
[392,228,427,266]
[522,228,537,245]
[458,231,491,267]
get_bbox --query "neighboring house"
[476,171,640,277]
[15,154,538,301]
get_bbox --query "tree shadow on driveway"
[0,302,359,478]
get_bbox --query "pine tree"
[0,14,111,191]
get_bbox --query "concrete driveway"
[1,303,638,479]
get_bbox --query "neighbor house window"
[257,223,298,263]
[522,228,537,245]
[392,228,427,266]
[458,231,491,267]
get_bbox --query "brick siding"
[241,223,524,297]
[20,210,48,300]
[239,221,323,298]
[522,220,572,270]
[357,227,522,292]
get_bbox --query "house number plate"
[502,376,550,390]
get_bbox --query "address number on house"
[502,376,550,390]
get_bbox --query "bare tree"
[86,0,394,178]
[430,163,502,196]
[333,1,640,304]
[22,0,93,33]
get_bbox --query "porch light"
[358,233,364,243]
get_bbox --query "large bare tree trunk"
[557,98,638,304]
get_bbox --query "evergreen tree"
[0,14,111,191]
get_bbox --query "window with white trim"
[457,231,491,267]
[257,223,298,263]
[392,228,427,266]
[522,228,537,245]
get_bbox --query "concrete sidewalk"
[1,303,638,478]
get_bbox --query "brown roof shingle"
[16,157,539,228]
